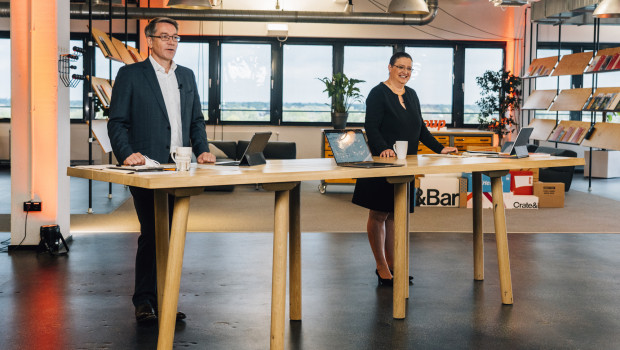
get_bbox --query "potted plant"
[475,69,522,144]
[318,72,365,129]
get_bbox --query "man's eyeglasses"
[392,65,413,72]
[149,34,181,42]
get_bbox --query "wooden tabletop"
[68,156,585,189]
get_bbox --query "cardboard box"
[533,182,565,208]
[504,193,539,209]
[510,170,534,195]
[462,172,511,193]
[418,177,460,207]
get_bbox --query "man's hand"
[440,147,459,154]
[124,152,145,165]
[197,152,216,164]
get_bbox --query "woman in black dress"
[352,52,457,286]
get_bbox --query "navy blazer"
[108,59,210,164]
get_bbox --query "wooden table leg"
[406,181,410,300]
[156,187,203,350]
[487,172,513,305]
[387,177,414,319]
[289,183,302,321]
[157,195,191,350]
[154,190,170,322]
[262,182,298,350]
[472,172,484,281]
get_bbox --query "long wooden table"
[67,155,584,350]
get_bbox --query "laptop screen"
[325,130,373,163]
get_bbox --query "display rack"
[522,89,557,110]
[546,120,591,145]
[551,51,592,76]
[89,76,113,109]
[583,87,620,112]
[523,56,559,78]
[548,88,592,111]
[584,46,620,74]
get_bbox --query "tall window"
[406,47,453,123]
[463,48,503,124]
[221,43,271,122]
[282,44,332,123]
[344,45,394,123]
[0,39,10,119]
[534,49,571,121]
[175,42,209,117]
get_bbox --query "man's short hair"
[144,17,179,38]
[389,52,412,66]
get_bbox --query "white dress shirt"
[149,56,182,155]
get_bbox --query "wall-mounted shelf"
[551,52,593,76]
[89,76,113,109]
[584,46,620,74]
[523,56,558,78]
[583,87,620,112]
[527,119,557,141]
[548,88,592,111]
[547,120,591,145]
[91,27,123,62]
[522,89,557,110]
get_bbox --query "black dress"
[352,83,444,213]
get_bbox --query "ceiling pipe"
[0,1,439,26]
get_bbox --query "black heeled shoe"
[375,269,393,286]
[390,269,414,285]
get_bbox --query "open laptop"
[467,127,533,158]
[215,131,272,166]
[324,129,404,168]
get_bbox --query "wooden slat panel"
[552,52,592,76]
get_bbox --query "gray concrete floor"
[1,231,620,349]
[1,167,620,349]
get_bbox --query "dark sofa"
[527,144,577,192]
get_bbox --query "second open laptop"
[215,131,272,166]
[467,127,534,158]
[324,129,404,168]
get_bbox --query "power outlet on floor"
[23,201,42,212]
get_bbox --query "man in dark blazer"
[108,17,215,324]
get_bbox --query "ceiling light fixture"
[344,0,354,13]
[167,0,212,10]
[593,0,620,18]
[388,0,430,15]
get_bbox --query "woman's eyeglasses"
[392,65,413,72]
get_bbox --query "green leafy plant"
[318,72,365,113]
[475,69,522,137]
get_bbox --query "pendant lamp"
[167,0,212,10]
[593,0,620,18]
[388,0,430,14]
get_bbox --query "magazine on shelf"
[549,125,564,142]
[594,55,608,71]
[607,53,620,71]
[611,94,620,111]
[561,127,575,142]
[586,56,601,72]
[569,127,586,144]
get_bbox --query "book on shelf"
[603,93,616,110]
[590,95,604,110]
[569,127,586,144]
[614,55,620,70]
[599,93,613,110]
[607,53,620,71]
[600,55,613,71]
[561,126,575,142]
[549,126,565,141]
[586,56,601,72]
[612,94,620,111]
[525,64,536,77]
[594,55,608,71]
[583,96,594,110]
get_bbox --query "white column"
[10,0,71,247]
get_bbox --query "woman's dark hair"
[145,17,179,38]
[389,52,412,66]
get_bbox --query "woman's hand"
[380,149,396,157]
[440,147,458,154]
